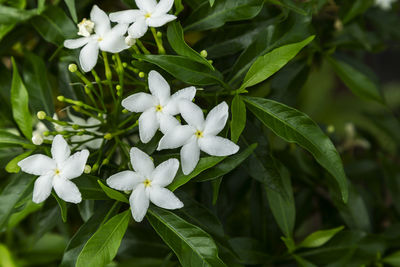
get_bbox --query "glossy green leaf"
[11,57,32,139]
[0,5,37,24]
[132,54,224,86]
[383,251,400,266]
[184,0,264,31]
[147,206,226,267]
[327,56,384,104]
[64,0,77,23]
[97,180,129,203]
[167,21,214,70]
[299,226,344,248]
[53,192,68,223]
[240,36,314,91]
[5,150,32,173]
[244,96,348,202]
[74,175,108,200]
[76,210,130,267]
[0,130,34,149]
[230,94,246,143]
[8,200,42,229]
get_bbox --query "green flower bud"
[122,62,128,68]
[84,165,92,174]
[68,64,78,73]
[208,59,213,64]
[122,109,129,114]
[57,95,65,102]
[102,158,109,165]
[37,111,46,120]
[139,72,145,78]
[156,31,162,38]
[73,105,81,112]
[104,133,112,140]
[92,163,99,171]
[200,50,208,58]
[116,85,122,91]
[327,125,335,134]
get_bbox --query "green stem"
[151,27,165,54]
[136,39,150,54]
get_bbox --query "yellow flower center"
[97,37,103,42]
[54,168,61,176]
[155,105,163,112]
[143,179,152,187]
[145,12,151,18]
[195,130,204,139]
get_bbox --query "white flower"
[77,18,95,37]
[67,110,103,149]
[18,135,89,204]
[109,0,176,39]
[64,5,129,72]
[106,147,183,222]
[121,70,196,143]
[31,114,61,145]
[375,0,397,10]
[157,101,239,175]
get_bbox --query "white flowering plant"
[0,0,400,266]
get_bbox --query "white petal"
[67,109,86,125]
[157,125,195,150]
[122,93,155,113]
[60,149,89,180]
[107,170,144,191]
[148,70,171,105]
[64,37,89,49]
[149,186,183,209]
[100,24,129,53]
[53,178,82,204]
[199,136,239,156]
[18,154,55,176]
[147,14,176,27]
[138,109,159,143]
[85,138,103,149]
[153,0,175,16]
[130,147,155,177]
[159,113,180,134]
[109,10,144,23]
[203,101,229,136]
[127,16,148,39]
[179,100,204,129]
[151,158,179,187]
[79,42,99,72]
[180,139,200,175]
[164,86,196,115]
[90,5,111,36]
[129,184,149,222]
[32,174,54,204]
[51,135,71,165]
[135,0,157,12]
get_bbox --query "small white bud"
[77,18,95,37]
[32,133,44,145]
[125,36,136,47]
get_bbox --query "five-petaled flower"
[109,0,176,39]
[122,70,196,143]
[157,100,240,175]
[18,135,89,204]
[106,147,183,222]
[64,5,128,72]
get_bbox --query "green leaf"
[342,0,374,24]
[0,24,15,42]
[74,175,108,200]
[132,54,224,86]
[0,130,35,149]
[167,21,214,70]
[195,143,257,182]
[292,255,317,267]
[11,57,32,139]
[184,0,264,31]
[97,180,129,203]
[5,150,32,173]
[64,0,77,23]
[0,244,17,267]
[0,5,37,24]
[76,210,131,267]
[383,251,400,266]
[244,96,348,202]
[327,56,384,104]
[240,36,314,91]
[298,226,344,248]
[209,0,215,6]
[230,95,246,143]
[147,206,226,267]
[53,192,68,223]
[8,200,42,229]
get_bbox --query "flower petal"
[109,10,144,24]
[138,109,159,143]
[181,138,200,175]
[130,147,155,177]
[90,5,111,36]
[153,0,175,16]
[164,86,196,115]
[107,170,144,191]
[159,113,180,134]
[148,70,170,105]
[203,101,229,136]
[51,135,71,165]
[127,16,148,39]
[149,186,183,209]
[60,149,89,180]
[79,41,99,72]
[151,158,179,187]
[135,0,157,12]
[199,136,239,156]
[85,138,103,149]
[32,174,54,203]
[53,178,82,204]
[64,37,89,49]
[122,93,155,113]
[157,125,194,150]
[100,24,129,53]
[147,14,176,27]
[179,100,204,129]
[129,184,149,222]
[18,154,55,176]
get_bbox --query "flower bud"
[208,59,213,64]
[200,50,208,58]
[102,158,109,165]
[116,85,122,91]
[139,72,145,78]
[73,105,81,112]
[327,125,335,134]
[84,165,92,174]
[36,111,46,120]
[92,163,99,171]
[156,31,162,38]
[68,64,78,72]
[125,36,136,47]
[32,133,44,145]
[122,109,129,114]
[104,133,112,140]
[57,95,65,102]
[122,62,128,68]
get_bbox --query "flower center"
[195,130,204,139]
[143,179,152,187]
[155,105,163,112]
[97,37,103,42]
[145,12,151,18]
[54,168,61,176]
